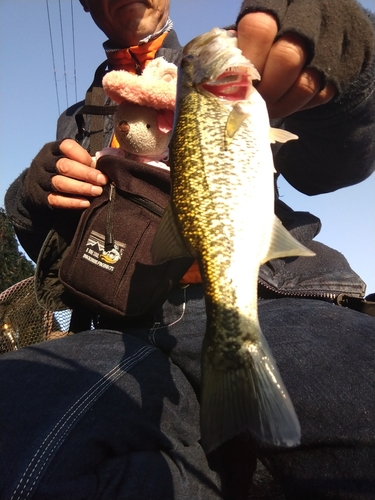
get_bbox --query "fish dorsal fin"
[226,101,251,140]
[151,202,195,264]
[262,216,316,263]
[269,128,298,144]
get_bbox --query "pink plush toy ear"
[157,109,175,133]
[102,57,177,110]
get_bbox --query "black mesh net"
[0,277,72,354]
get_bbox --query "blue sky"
[0,0,374,294]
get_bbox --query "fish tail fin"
[200,329,300,454]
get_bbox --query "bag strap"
[75,60,117,154]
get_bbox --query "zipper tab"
[128,49,142,75]
[109,183,115,201]
[105,183,116,251]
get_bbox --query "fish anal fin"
[200,331,301,454]
[151,203,194,264]
[263,217,316,263]
[269,128,298,144]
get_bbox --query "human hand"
[48,139,108,209]
[237,12,336,119]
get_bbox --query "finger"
[47,192,91,210]
[56,157,108,186]
[267,68,324,118]
[51,174,104,197]
[59,139,96,167]
[298,81,336,111]
[257,33,309,104]
[268,73,336,118]
[237,12,278,76]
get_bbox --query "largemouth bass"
[152,28,315,453]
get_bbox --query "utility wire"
[45,0,61,115]
[46,0,79,115]
[58,0,69,109]
[70,0,78,103]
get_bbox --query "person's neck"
[104,17,173,50]
[104,32,169,72]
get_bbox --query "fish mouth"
[184,28,260,102]
[200,69,251,101]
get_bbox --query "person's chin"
[114,0,148,13]
[114,1,149,27]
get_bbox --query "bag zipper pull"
[105,183,116,250]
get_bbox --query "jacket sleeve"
[237,1,375,194]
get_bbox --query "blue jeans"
[1,285,374,499]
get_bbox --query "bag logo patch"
[82,230,126,273]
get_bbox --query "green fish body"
[152,28,314,453]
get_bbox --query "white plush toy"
[100,57,177,169]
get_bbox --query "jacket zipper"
[259,279,374,316]
[258,278,364,302]
[259,279,337,301]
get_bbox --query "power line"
[58,0,69,109]
[45,0,78,115]
[45,0,61,115]
[70,0,78,103]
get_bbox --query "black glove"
[22,140,64,210]
[4,140,71,262]
[237,0,375,93]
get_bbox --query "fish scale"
[152,27,315,453]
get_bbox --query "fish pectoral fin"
[151,202,194,264]
[269,128,298,144]
[226,101,251,140]
[200,329,301,454]
[263,216,316,263]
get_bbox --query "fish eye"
[146,124,151,129]
[181,54,194,66]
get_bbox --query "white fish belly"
[199,94,275,316]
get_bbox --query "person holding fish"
[2,1,375,499]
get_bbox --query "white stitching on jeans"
[11,345,156,500]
